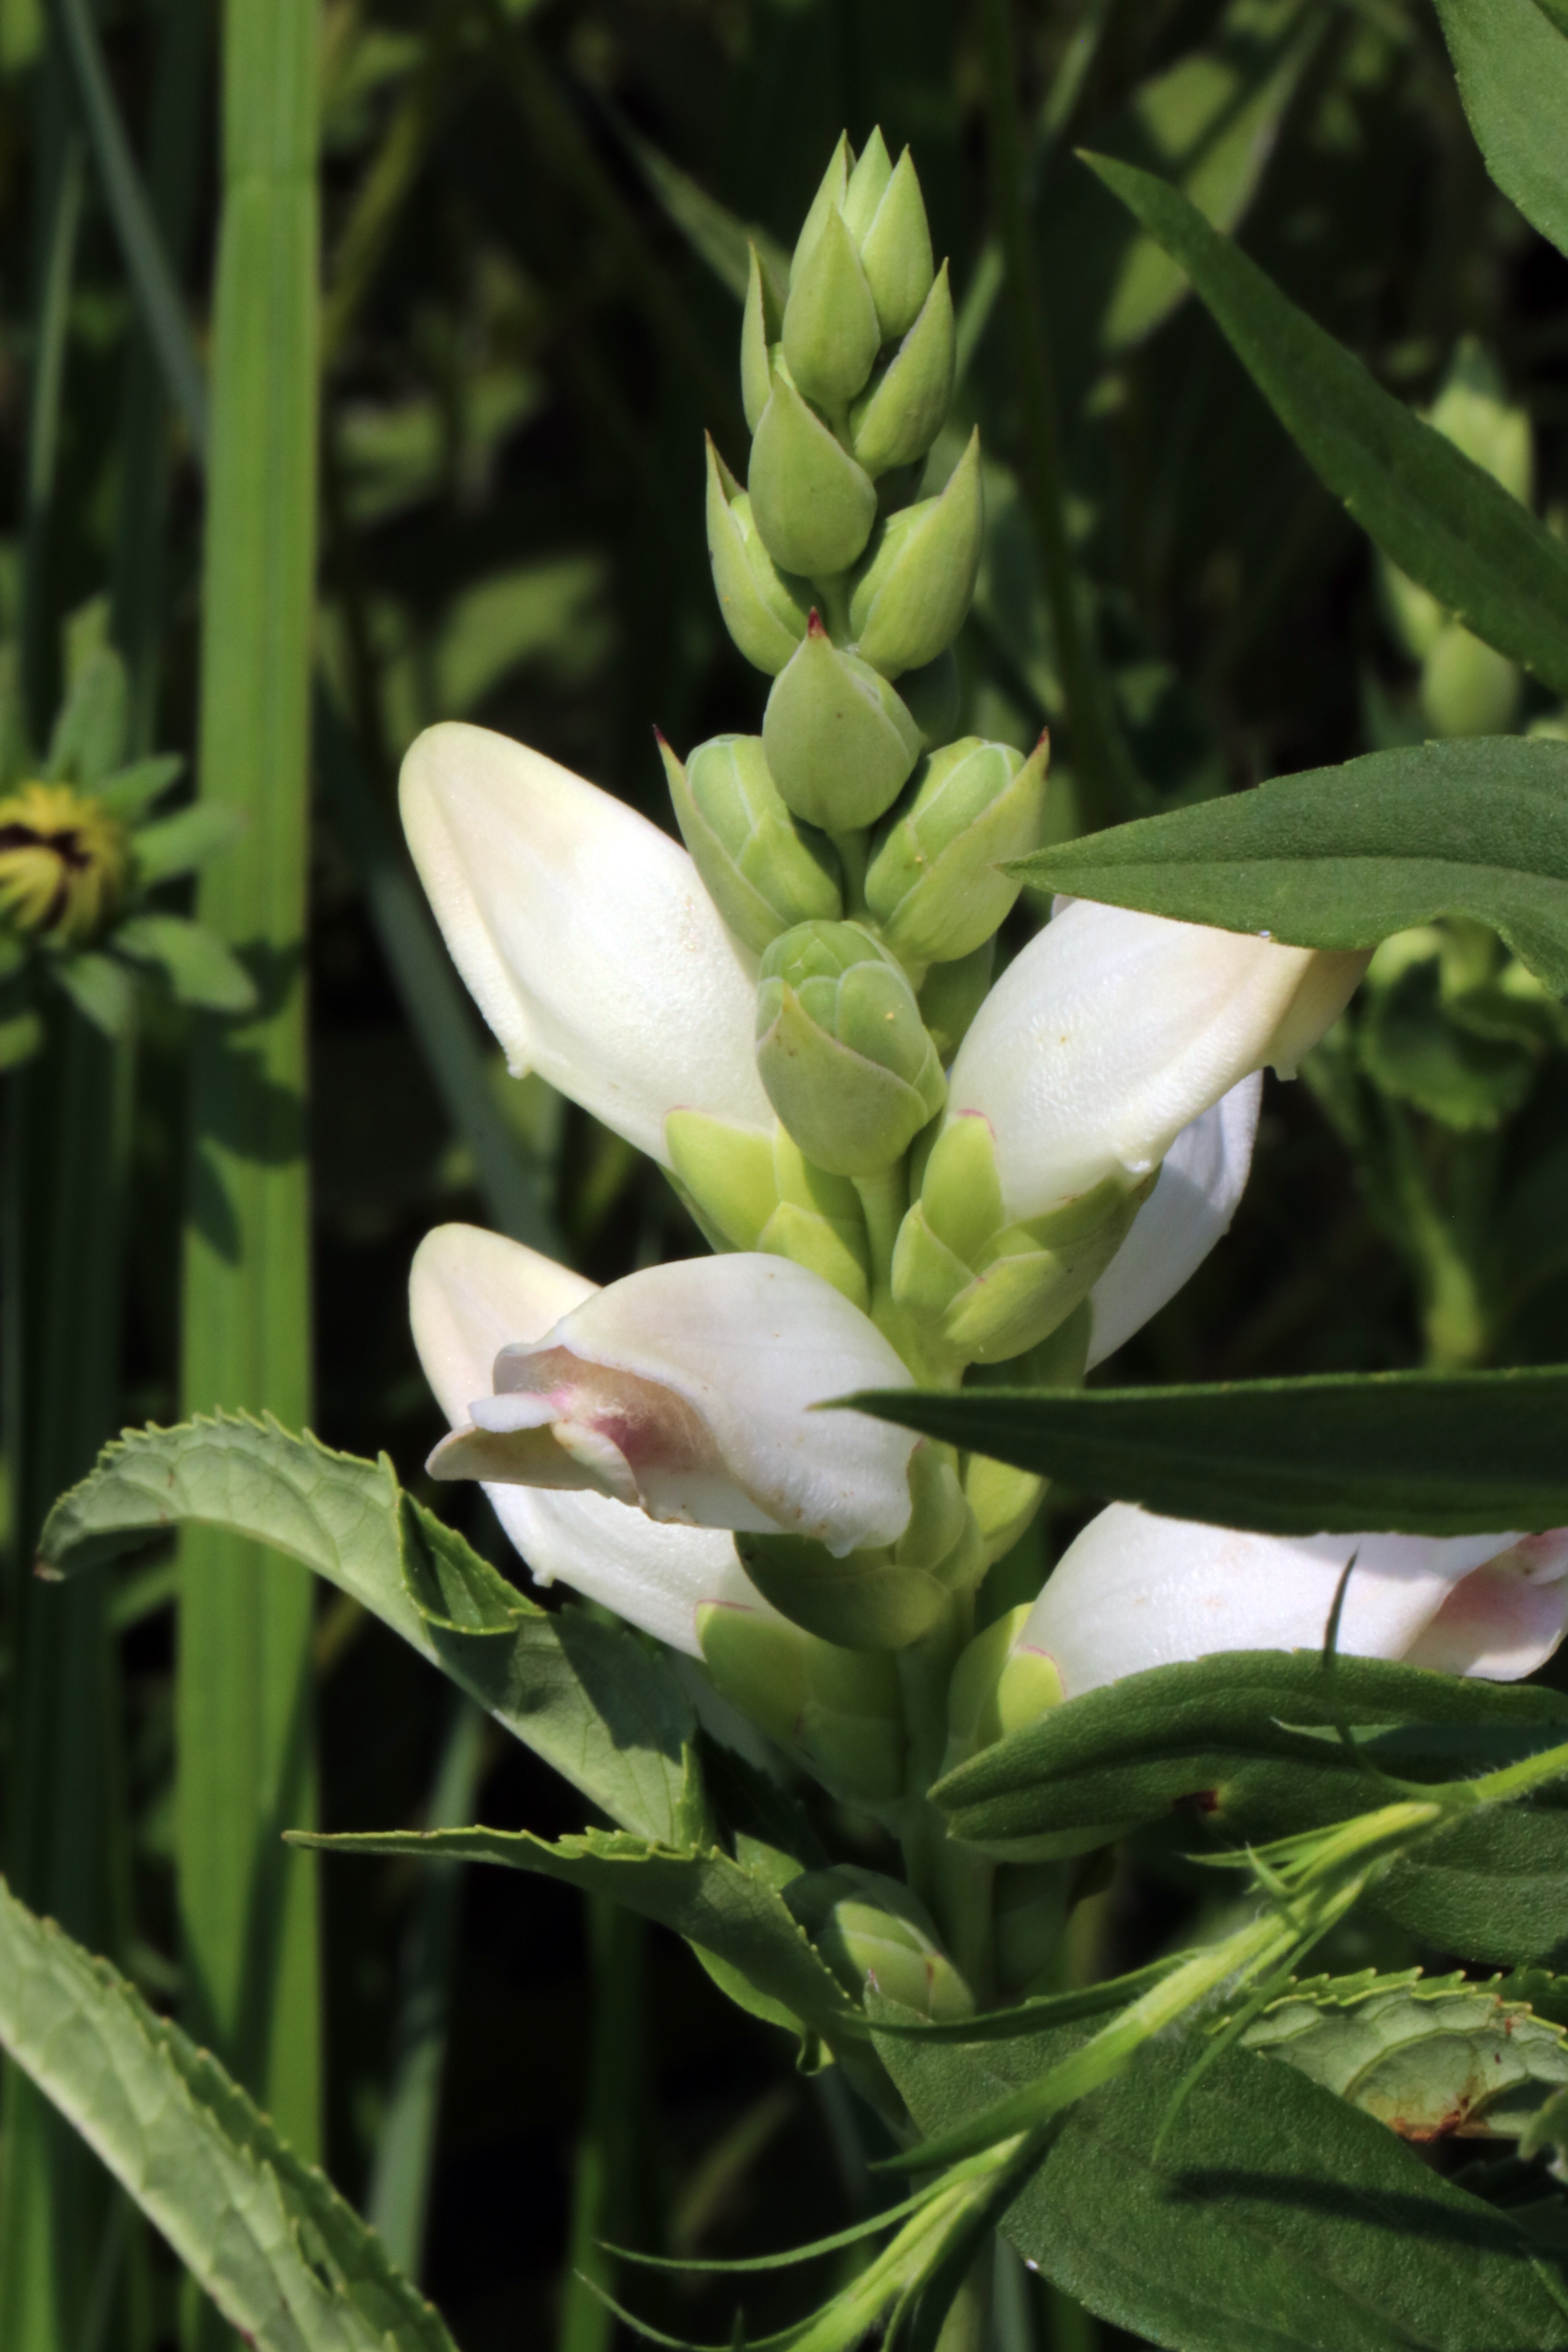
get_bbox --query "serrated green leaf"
[38,1414,702,1845]
[113,912,258,1013]
[292,1823,863,2043]
[131,801,245,883]
[0,1873,455,2352]
[848,1364,1568,1534]
[932,1650,1568,1856]
[1011,740,1568,997]
[1435,0,1568,260]
[876,2014,1568,2352]
[1244,1973,1568,2141]
[1081,152,1568,693]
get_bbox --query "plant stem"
[979,0,1138,832]
[177,0,323,2249]
[557,1896,647,2352]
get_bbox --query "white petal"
[1014,1502,1568,1694]
[409,1222,775,1653]
[947,901,1365,1221]
[1086,1076,1261,1368]
[455,1252,918,1557]
[400,722,773,1164]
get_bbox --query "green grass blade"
[19,31,83,741]
[0,1873,459,2352]
[178,0,323,2199]
[365,1698,485,2280]
[558,1898,647,2352]
[46,0,208,453]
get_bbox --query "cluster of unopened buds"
[403,132,1568,1845]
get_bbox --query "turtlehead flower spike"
[411,1223,779,1655]
[400,721,773,1165]
[422,1240,918,1561]
[1012,1503,1568,1697]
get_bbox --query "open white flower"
[1087,1075,1261,1367]
[1013,1501,1568,1695]
[419,1228,917,1573]
[411,1223,781,1653]
[946,899,1366,1222]
[400,722,774,1164]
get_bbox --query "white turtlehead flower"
[1087,1076,1261,1368]
[419,1229,916,1585]
[1014,1501,1568,1695]
[946,899,1366,1223]
[411,1222,782,1654]
[400,721,774,1165]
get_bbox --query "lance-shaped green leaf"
[0,1874,455,2352]
[1012,739,1568,997]
[931,1649,1568,1857]
[1244,1970,1568,2141]
[38,1415,704,1846]
[1082,151,1568,694]
[1434,0,1568,261]
[847,1365,1568,1534]
[291,1824,865,2047]
[876,2012,1568,2352]
[113,911,257,1013]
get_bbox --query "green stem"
[19,33,83,745]
[854,1161,908,1294]
[177,0,323,2250]
[557,1897,647,2352]
[979,0,1138,831]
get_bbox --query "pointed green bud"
[782,204,881,412]
[705,438,811,676]
[665,1110,779,1249]
[1429,337,1533,505]
[762,616,922,830]
[1420,621,1521,739]
[842,127,893,245]
[755,1127,870,1311]
[962,1444,1045,1564]
[749,370,878,578]
[662,731,840,956]
[857,148,935,341]
[945,1605,1063,1776]
[866,733,1049,965]
[792,133,854,277]
[849,264,955,476]
[742,242,787,435]
[918,938,994,1062]
[784,1866,972,2019]
[849,430,984,677]
[900,647,960,748]
[756,919,945,1176]
[697,1603,906,1808]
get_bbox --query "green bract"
[697,1605,905,1807]
[849,431,984,677]
[781,202,881,412]
[748,366,878,578]
[741,241,786,436]
[704,439,811,676]
[755,918,946,1176]
[660,731,840,955]
[784,1868,971,2020]
[762,619,922,829]
[849,263,956,477]
[867,733,1050,965]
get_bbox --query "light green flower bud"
[741,242,787,435]
[841,127,893,245]
[849,264,955,477]
[1420,621,1522,739]
[919,940,994,1063]
[664,1110,871,1310]
[697,1604,905,1808]
[782,204,881,413]
[660,731,840,956]
[749,369,878,579]
[755,1127,871,1311]
[791,133,853,277]
[755,919,946,1176]
[762,617,922,830]
[848,431,983,677]
[705,438,810,676]
[856,148,935,342]
[1428,337,1533,505]
[783,1866,971,2019]
[737,1445,980,1651]
[866,733,1049,965]
[0,781,129,945]
[664,1111,777,1249]
[944,1605,1063,1777]
[900,647,960,748]
[892,1112,1149,1362]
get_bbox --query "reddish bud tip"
[807,609,828,639]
